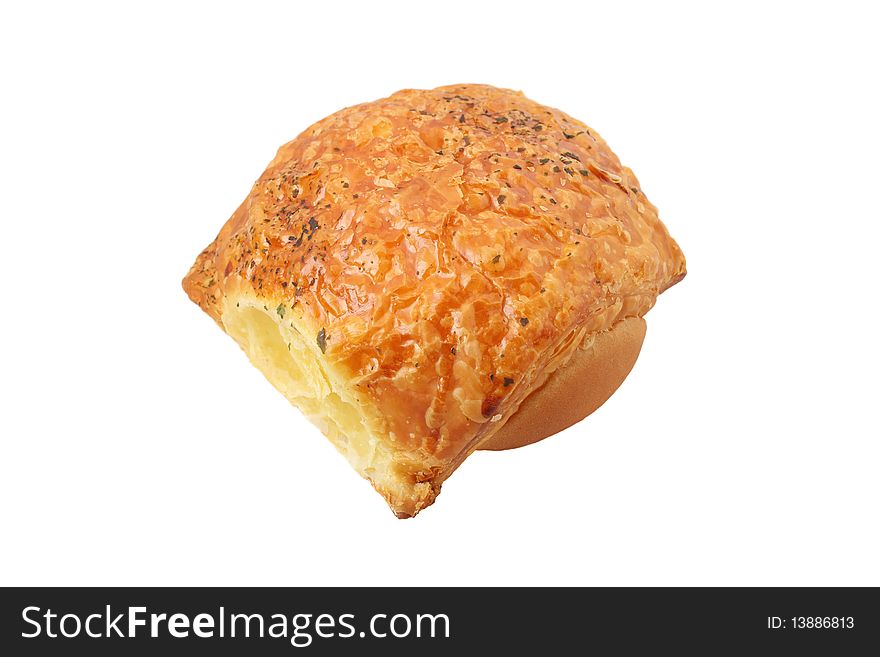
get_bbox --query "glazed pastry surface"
[183,84,686,517]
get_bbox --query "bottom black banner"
[1,587,876,654]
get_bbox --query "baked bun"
[183,84,686,517]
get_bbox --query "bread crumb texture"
[183,84,686,517]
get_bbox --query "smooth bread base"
[479,317,647,451]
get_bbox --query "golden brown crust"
[183,84,686,516]
[479,317,646,450]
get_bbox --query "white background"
[2,1,877,586]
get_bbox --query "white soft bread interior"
[221,296,437,517]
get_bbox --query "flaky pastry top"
[185,84,685,491]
